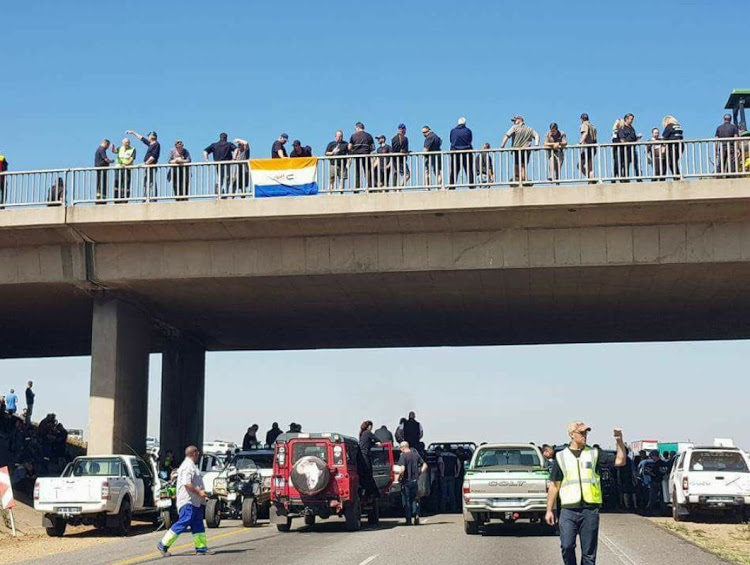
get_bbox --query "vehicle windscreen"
[689,451,749,472]
[474,448,542,469]
[71,458,123,477]
[245,454,274,469]
[292,442,328,464]
[231,456,259,472]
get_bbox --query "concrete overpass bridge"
[3,151,750,457]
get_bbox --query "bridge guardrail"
[0,138,749,208]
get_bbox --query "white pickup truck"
[462,443,552,535]
[34,455,163,537]
[669,446,750,522]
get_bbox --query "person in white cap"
[449,117,475,188]
[546,422,626,565]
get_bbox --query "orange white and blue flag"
[250,157,319,197]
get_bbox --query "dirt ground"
[651,517,750,565]
[0,501,153,565]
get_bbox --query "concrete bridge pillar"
[159,335,205,462]
[87,297,151,455]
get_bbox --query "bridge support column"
[88,297,151,455]
[159,336,205,462]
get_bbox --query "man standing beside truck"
[546,422,626,565]
[158,445,212,556]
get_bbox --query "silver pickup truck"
[462,443,552,535]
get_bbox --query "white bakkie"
[669,446,750,522]
[462,443,552,535]
[34,455,163,537]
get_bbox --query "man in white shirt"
[158,445,212,556]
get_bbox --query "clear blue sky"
[1,1,742,171]
[2,2,748,450]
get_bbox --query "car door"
[131,460,146,509]
[670,452,686,503]
[370,443,395,494]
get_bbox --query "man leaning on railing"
[0,150,8,206]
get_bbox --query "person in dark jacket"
[325,130,348,191]
[94,139,114,202]
[395,418,407,443]
[241,425,259,450]
[661,115,684,179]
[421,126,443,187]
[348,122,375,189]
[716,113,740,175]
[290,140,312,158]
[358,420,381,497]
[374,425,394,443]
[617,113,642,181]
[449,117,475,188]
[265,422,282,446]
[403,412,423,454]
[391,124,410,186]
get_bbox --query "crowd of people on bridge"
[0,111,748,204]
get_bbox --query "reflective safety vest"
[117,145,135,166]
[556,446,602,507]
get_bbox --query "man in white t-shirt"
[158,446,211,556]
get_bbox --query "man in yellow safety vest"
[546,422,626,565]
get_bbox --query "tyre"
[291,456,331,495]
[242,498,258,528]
[464,519,480,535]
[160,509,173,530]
[112,498,132,536]
[304,514,316,526]
[344,495,362,532]
[672,494,688,522]
[367,498,380,526]
[45,516,67,537]
[205,499,222,528]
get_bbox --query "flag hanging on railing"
[250,157,319,197]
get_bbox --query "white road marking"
[599,531,640,565]
[357,555,378,565]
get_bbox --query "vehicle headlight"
[213,478,227,493]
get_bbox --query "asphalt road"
[21,513,727,565]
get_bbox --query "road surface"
[21,513,726,565]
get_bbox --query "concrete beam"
[159,336,205,461]
[87,297,151,455]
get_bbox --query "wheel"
[367,498,380,525]
[344,495,362,531]
[242,498,258,528]
[45,516,67,537]
[160,509,173,530]
[276,520,292,532]
[270,504,292,532]
[112,498,132,536]
[304,514,315,526]
[464,519,480,535]
[672,494,688,522]
[205,499,222,528]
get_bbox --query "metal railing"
[1,137,749,208]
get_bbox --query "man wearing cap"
[546,422,626,565]
[289,140,311,158]
[373,135,392,188]
[391,124,410,186]
[272,134,289,159]
[126,129,161,197]
[501,115,539,186]
[204,133,237,196]
[325,130,349,191]
[348,122,375,189]
[449,117,475,189]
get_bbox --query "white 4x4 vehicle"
[669,446,750,522]
[34,455,162,537]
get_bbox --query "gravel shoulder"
[651,517,750,565]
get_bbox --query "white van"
[203,440,238,455]
[669,446,750,522]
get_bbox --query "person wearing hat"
[391,124,410,186]
[272,134,289,159]
[289,139,312,158]
[348,122,375,189]
[500,115,539,186]
[449,117,475,189]
[546,422,626,565]
[373,134,392,188]
[126,129,161,197]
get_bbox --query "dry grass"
[651,517,750,565]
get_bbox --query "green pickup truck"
[462,443,552,535]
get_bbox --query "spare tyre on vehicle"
[291,456,330,495]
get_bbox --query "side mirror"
[464,461,470,471]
